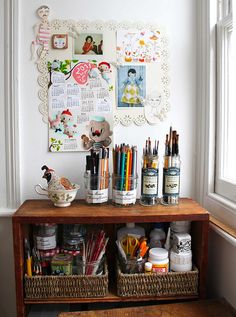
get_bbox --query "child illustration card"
[48,60,114,152]
[118,65,146,108]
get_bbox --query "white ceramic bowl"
[35,184,80,207]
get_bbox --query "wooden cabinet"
[12,198,209,317]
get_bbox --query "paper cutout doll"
[31,5,51,62]
[98,62,111,84]
[121,68,143,106]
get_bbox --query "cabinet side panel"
[191,220,209,298]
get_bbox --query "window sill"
[210,216,236,247]
[210,215,236,239]
[204,193,236,230]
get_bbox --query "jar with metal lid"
[148,247,169,273]
[33,224,57,251]
[162,154,181,205]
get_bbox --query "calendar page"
[48,59,114,152]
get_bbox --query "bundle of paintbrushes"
[140,137,159,206]
[112,144,138,205]
[162,127,180,205]
[84,229,109,275]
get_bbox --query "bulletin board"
[35,18,170,151]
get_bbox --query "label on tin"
[113,189,136,205]
[35,235,56,250]
[141,168,158,197]
[163,167,180,195]
[86,188,108,204]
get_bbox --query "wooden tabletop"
[58,299,236,317]
[12,198,209,224]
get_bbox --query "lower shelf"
[24,291,199,304]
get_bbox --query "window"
[215,0,236,202]
[196,0,236,229]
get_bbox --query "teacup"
[35,184,80,207]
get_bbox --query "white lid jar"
[170,250,192,272]
[148,248,169,273]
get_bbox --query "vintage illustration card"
[117,65,146,108]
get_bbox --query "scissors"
[121,235,139,257]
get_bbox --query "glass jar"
[33,224,57,251]
[162,155,181,205]
[112,174,138,206]
[62,224,86,275]
[84,171,109,204]
[140,154,159,206]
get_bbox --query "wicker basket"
[117,263,199,297]
[25,264,108,299]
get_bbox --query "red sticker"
[72,62,91,85]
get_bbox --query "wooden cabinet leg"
[12,221,27,317]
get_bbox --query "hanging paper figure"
[121,68,143,106]
[31,5,51,62]
[98,62,111,84]
[81,116,112,150]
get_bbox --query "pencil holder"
[140,154,159,206]
[77,256,106,276]
[112,174,138,206]
[162,155,181,205]
[84,172,110,204]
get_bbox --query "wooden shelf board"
[13,198,209,224]
[24,293,198,304]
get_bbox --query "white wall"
[208,228,236,309]
[1,1,197,316]
[19,0,197,202]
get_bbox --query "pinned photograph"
[74,33,103,55]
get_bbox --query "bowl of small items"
[34,165,80,207]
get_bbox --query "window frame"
[195,0,236,229]
[0,0,20,211]
[215,9,236,201]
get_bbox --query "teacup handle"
[34,184,48,196]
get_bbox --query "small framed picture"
[52,34,68,49]
[74,33,103,55]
